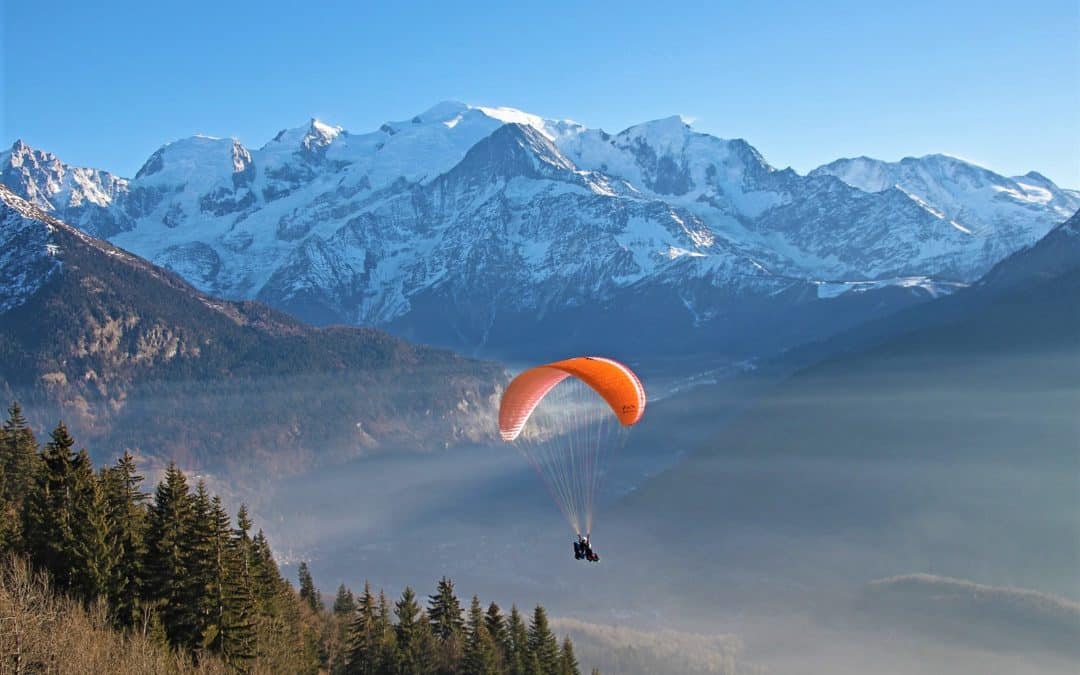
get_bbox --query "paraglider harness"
[573,534,599,562]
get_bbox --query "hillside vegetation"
[0,402,595,674]
[0,185,505,478]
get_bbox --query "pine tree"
[528,605,560,675]
[196,490,254,664]
[396,586,436,675]
[298,561,323,612]
[507,605,530,675]
[427,576,464,673]
[251,529,287,612]
[346,582,378,675]
[144,462,199,650]
[100,452,148,628]
[485,601,508,660]
[70,448,112,601]
[21,422,72,584]
[329,583,357,673]
[222,503,257,667]
[463,595,501,675]
[333,584,356,617]
[0,402,37,550]
[559,637,580,675]
[22,423,104,598]
[375,590,398,674]
[250,528,321,672]
[189,480,218,646]
[237,503,252,534]
[526,651,544,675]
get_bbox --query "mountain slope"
[0,184,505,476]
[4,103,1076,367]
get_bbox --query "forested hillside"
[0,402,588,674]
[0,184,505,479]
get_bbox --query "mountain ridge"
[0,184,505,477]
[3,103,1076,365]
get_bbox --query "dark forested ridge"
[0,402,590,674]
[0,185,506,478]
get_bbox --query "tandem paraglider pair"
[498,356,646,564]
[573,534,599,562]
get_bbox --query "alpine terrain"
[0,184,504,477]
[2,103,1076,366]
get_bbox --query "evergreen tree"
[526,651,544,675]
[196,490,255,666]
[251,529,287,612]
[375,590,398,674]
[329,583,357,673]
[100,452,148,628]
[463,595,501,675]
[527,605,560,675]
[189,480,217,646]
[396,587,436,675]
[21,422,72,583]
[427,576,464,673]
[333,584,356,617]
[298,561,323,612]
[237,503,253,534]
[222,503,258,667]
[507,605,530,675]
[346,582,378,675]
[144,462,199,650]
[558,636,580,675]
[485,601,508,659]
[70,448,112,601]
[0,402,37,549]
[250,528,321,672]
[22,423,105,598]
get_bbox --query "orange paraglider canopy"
[499,356,646,441]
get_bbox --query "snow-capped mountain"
[2,102,1076,364]
[1,140,131,237]
[812,154,1080,274]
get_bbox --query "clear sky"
[3,0,1078,186]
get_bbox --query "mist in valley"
[231,342,1080,675]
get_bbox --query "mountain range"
[4,102,1075,366]
[0,184,503,476]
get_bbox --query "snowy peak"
[264,118,344,160]
[3,101,1075,365]
[135,136,254,185]
[1,140,131,238]
[306,119,343,147]
[811,154,1079,230]
[616,115,694,152]
[2,139,128,211]
[412,100,471,124]
[448,122,578,183]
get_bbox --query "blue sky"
[3,0,1078,186]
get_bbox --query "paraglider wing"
[498,356,646,536]
[499,356,646,441]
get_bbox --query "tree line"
[0,402,591,674]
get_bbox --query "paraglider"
[573,534,599,562]
[498,356,646,562]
